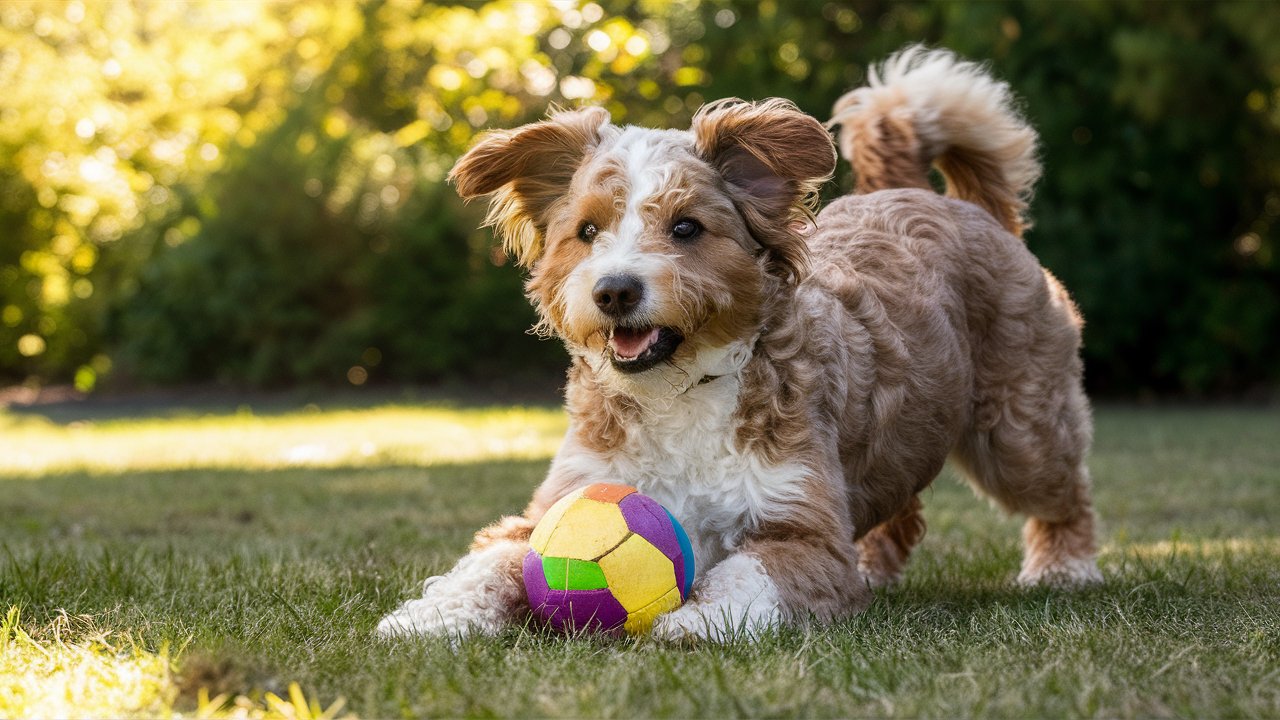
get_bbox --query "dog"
[377,46,1101,642]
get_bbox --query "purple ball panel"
[523,551,549,611]
[619,494,683,564]
[537,589,628,634]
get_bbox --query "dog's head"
[450,100,835,397]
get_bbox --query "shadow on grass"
[0,458,550,555]
[1,380,565,426]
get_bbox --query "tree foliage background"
[1,0,1277,396]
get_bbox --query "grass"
[1,607,176,719]
[1,397,1278,718]
[0,607,347,719]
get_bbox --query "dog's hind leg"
[951,375,1101,587]
[855,495,926,588]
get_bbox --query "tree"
[2,0,1276,395]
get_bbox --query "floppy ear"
[692,98,836,281]
[449,106,609,266]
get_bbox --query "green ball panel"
[541,555,609,591]
[541,556,568,590]
[566,559,608,590]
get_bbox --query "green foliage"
[1,0,1277,393]
[1003,2,1280,395]
[110,98,554,386]
[0,0,365,388]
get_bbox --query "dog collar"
[677,372,723,396]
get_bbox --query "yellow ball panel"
[540,499,628,561]
[597,533,677,612]
[624,586,682,635]
[528,487,587,555]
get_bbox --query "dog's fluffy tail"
[829,46,1040,237]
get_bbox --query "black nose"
[593,274,644,317]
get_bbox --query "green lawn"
[1,399,1278,718]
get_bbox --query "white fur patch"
[551,357,809,577]
[376,540,525,639]
[614,127,668,244]
[652,552,782,641]
[558,129,685,340]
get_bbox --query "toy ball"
[523,483,694,635]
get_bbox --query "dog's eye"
[671,218,702,241]
[578,222,598,243]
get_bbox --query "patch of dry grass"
[0,608,349,719]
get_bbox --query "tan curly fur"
[383,46,1099,639]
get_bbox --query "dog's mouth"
[607,325,684,373]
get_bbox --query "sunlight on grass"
[0,608,351,720]
[1,608,172,719]
[0,405,568,477]
[1111,536,1280,560]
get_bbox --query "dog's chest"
[596,379,808,572]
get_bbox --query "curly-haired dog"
[378,46,1101,642]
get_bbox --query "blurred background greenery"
[1,0,1276,397]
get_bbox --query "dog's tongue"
[611,327,660,359]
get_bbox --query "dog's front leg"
[376,516,533,639]
[653,506,868,642]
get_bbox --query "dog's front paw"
[376,543,527,639]
[651,603,721,643]
[650,553,784,643]
[651,598,782,643]
[375,589,503,639]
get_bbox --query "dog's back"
[808,47,1100,587]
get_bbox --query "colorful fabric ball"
[523,483,695,635]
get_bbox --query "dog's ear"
[450,106,609,266]
[692,98,835,281]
